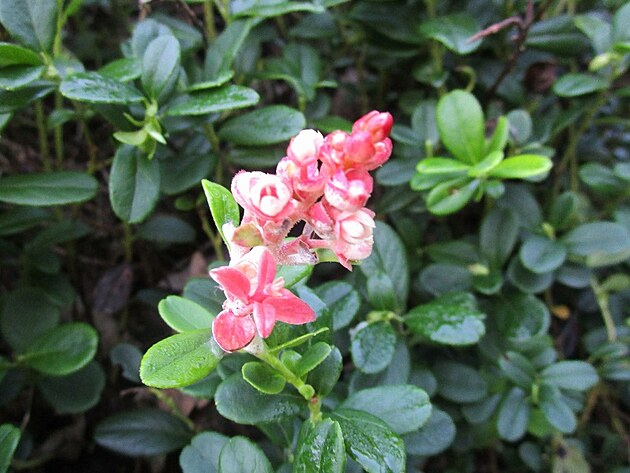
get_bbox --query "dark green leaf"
[158,296,214,333]
[98,57,142,82]
[0,0,58,51]
[404,292,485,346]
[436,90,485,164]
[22,322,98,376]
[497,387,530,442]
[493,294,550,345]
[37,361,105,414]
[434,361,488,403]
[0,206,49,236]
[419,13,482,55]
[480,206,519,268]
[110,343,142,383]
[553,73,609,97]
[277,264,312,288]
[204,19,254,81]
[60,72,144,104]
[520,235,567,274]
[340,385,431,435]
[499,351,536,389]
[137,215,196,244]
[0,81,55,113]
[109,146,160,224]
[218,436,273,473]
[231,0,324,18]
[142,35,180,101]
[403,408,455,456]
[180,431,229,473]
[0,65,44,90]
[0,423,20,473]
[0,171,98,206]
[329,408,405,473]
[539,384,576,433]
[215,373,304,425]
[140,329,223,388]
[540,361,599,391]
[293,419,345,473]
[95,408,193,457]
[562,221,630,267]
[219,105,306,146]
[507,256,554,294]
[166,85,259,116]
[242,361,286,394]
[351,321,396,374]
[159,151,214,196]
[526,15,591,55]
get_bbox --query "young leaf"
[426,178,479,216]
[241,362,286,394]
[488,155,552,179]
[293,419,346,473]
[22,323,98,376]
[109,145,161,224]
[0,424,20,473]
[0,42,44,66]
[329,408,405,473]
[306,346,342,396]
[436,90,485,164]
[415,157,470,174]
[218,437,273,473]
[339,385,431,435]
[485,115,509,155]
[158,296,214,333]
[215,374,304,425]
[140,329,223,388]
[404,292,486,346]
[218,105,306,146]
[0,171,98,206]
[468,151,504,177]
[0,0,58,52]
[294,342,331,377]
[166,85,259,116]
[95,408,193,457]
[60,72,144,104]
[201,179,240,243]
[350,321,396,374]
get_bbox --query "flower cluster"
[210,111,393,351]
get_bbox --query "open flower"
[210,246,316,351]
[232,171,297,223]
[331,207,376,267]
[324,168,373,211]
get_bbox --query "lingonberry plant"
[1,0,630,472]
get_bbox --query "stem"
[590,277,617,342]
[123,222,134,263]
[424,0,447,96]
[54,91,64,168]
[213,0,230,24]
[149,388,197,431]
[34,101,51,171]
[255,348,317,403]
[203,0,216,40]
[197,203,225,259]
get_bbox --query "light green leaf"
[0,423,20,473]
[436,90,485,164]
[241,361,286,395]
[201,179,241,244]
[158,296,214,333]
[488,155,552,179]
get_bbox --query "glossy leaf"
[350,321,396,374]
[140,329,223,388]
[60,72,144,104]
[519,235,567,274]
[166,85,259,116]
[403,408,455,456]
[0,0,58,51]
[480,206,519,268]
[539,384,576,433]
[553,73,609,97]
[540,361,599,391]
[436,90,485,164]
[201,179,241,244]
[158,296,214,333]
[142,35,180,101]
[426,178,479,215]
[0,424,20,473]
[497,387,530,442]
[293,419,345,473]
[242,361,286,394]
[218,105,306,146]
[562,221,630,267]
[434,361,488,403]
[488,155,552,179]
[0,171,98,206]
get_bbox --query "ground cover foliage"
[0,0,630,472]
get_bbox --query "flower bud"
[325,169,373,211]
[287,129,323,163]
[352,111,394,143]
[232,171,296,223]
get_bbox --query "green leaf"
[540,361,599,391]
[242,361,286,394]
[37,361,105,414]
[562,221,630,267]
[419,13,482,55]
[277,264,312,288]
[98,57,142,82]
[553,73,609,97]
[468,151,504,177]
[403,408,455,456]
[218,436,273,473]
[493,294,550,345]
[140,329,223,388]
[0,424,20,473]
[142,35,180,101]
[436,90,485,164]
[294,342,331,377]
[0,0,58,52]
[110,343,142,383]
[329,408,405,473]
[499,351,536,389]
[360,222,409,311]
[315,281,360,331]
[306,346,342,396]
[159,150,214,196]
[231,0,325,18]
[0,171,98,206]
[480,206,519,268]
[166,85,259,116]
[158,296,214,333]
[485,116,509,155]
[293,419,345,473]
[180,431,229,473]
[60,72,144,104]
[520,235,567,274]
[434,361,488,403]
[539,384,576,433]
[109,146,161,224]
[0,65,44,90]
[0,81,55,113]
[426,178,479,215]
[201,179,241,244]
[1,287,59,352]
[215,373,304,425]
[415,157,470,174]
[204,19,254,82]
[137,215,196,244]
[0,206,50,236]
[340,385,431,435]
[526,15,591,55]
[219,105,306,146]
[404,292,486,346]
[0,42,43,66]
[575,14,612,54]
[95,408,193,457]
[488,155,552,179]
[365,272,397,311]
[22,322,98,376]
[497,387,530,442]
[351,321,396,374]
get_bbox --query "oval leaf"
[0,171,98,206]
[166,85,259,116]
[293,419,346,473]
[60,72,144,104]
[218,436,273,473]
[436,90,485,164]
[218,105,306,146]
[158,296,214,333]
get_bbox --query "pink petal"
[212,310,256,352]
[265,292,316,325]
[209,266,250,301]
[252,301,276,338]
[254,247,277,293]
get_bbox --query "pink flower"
[321,130,391,171]
[210,246,316,351]
[325,169,373,211]
[306,200,335,238]
[352,111,394,143]
[331,208,376,268]
[287,129,323,163]
[276,155,328,202]
[232,171,298,223]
